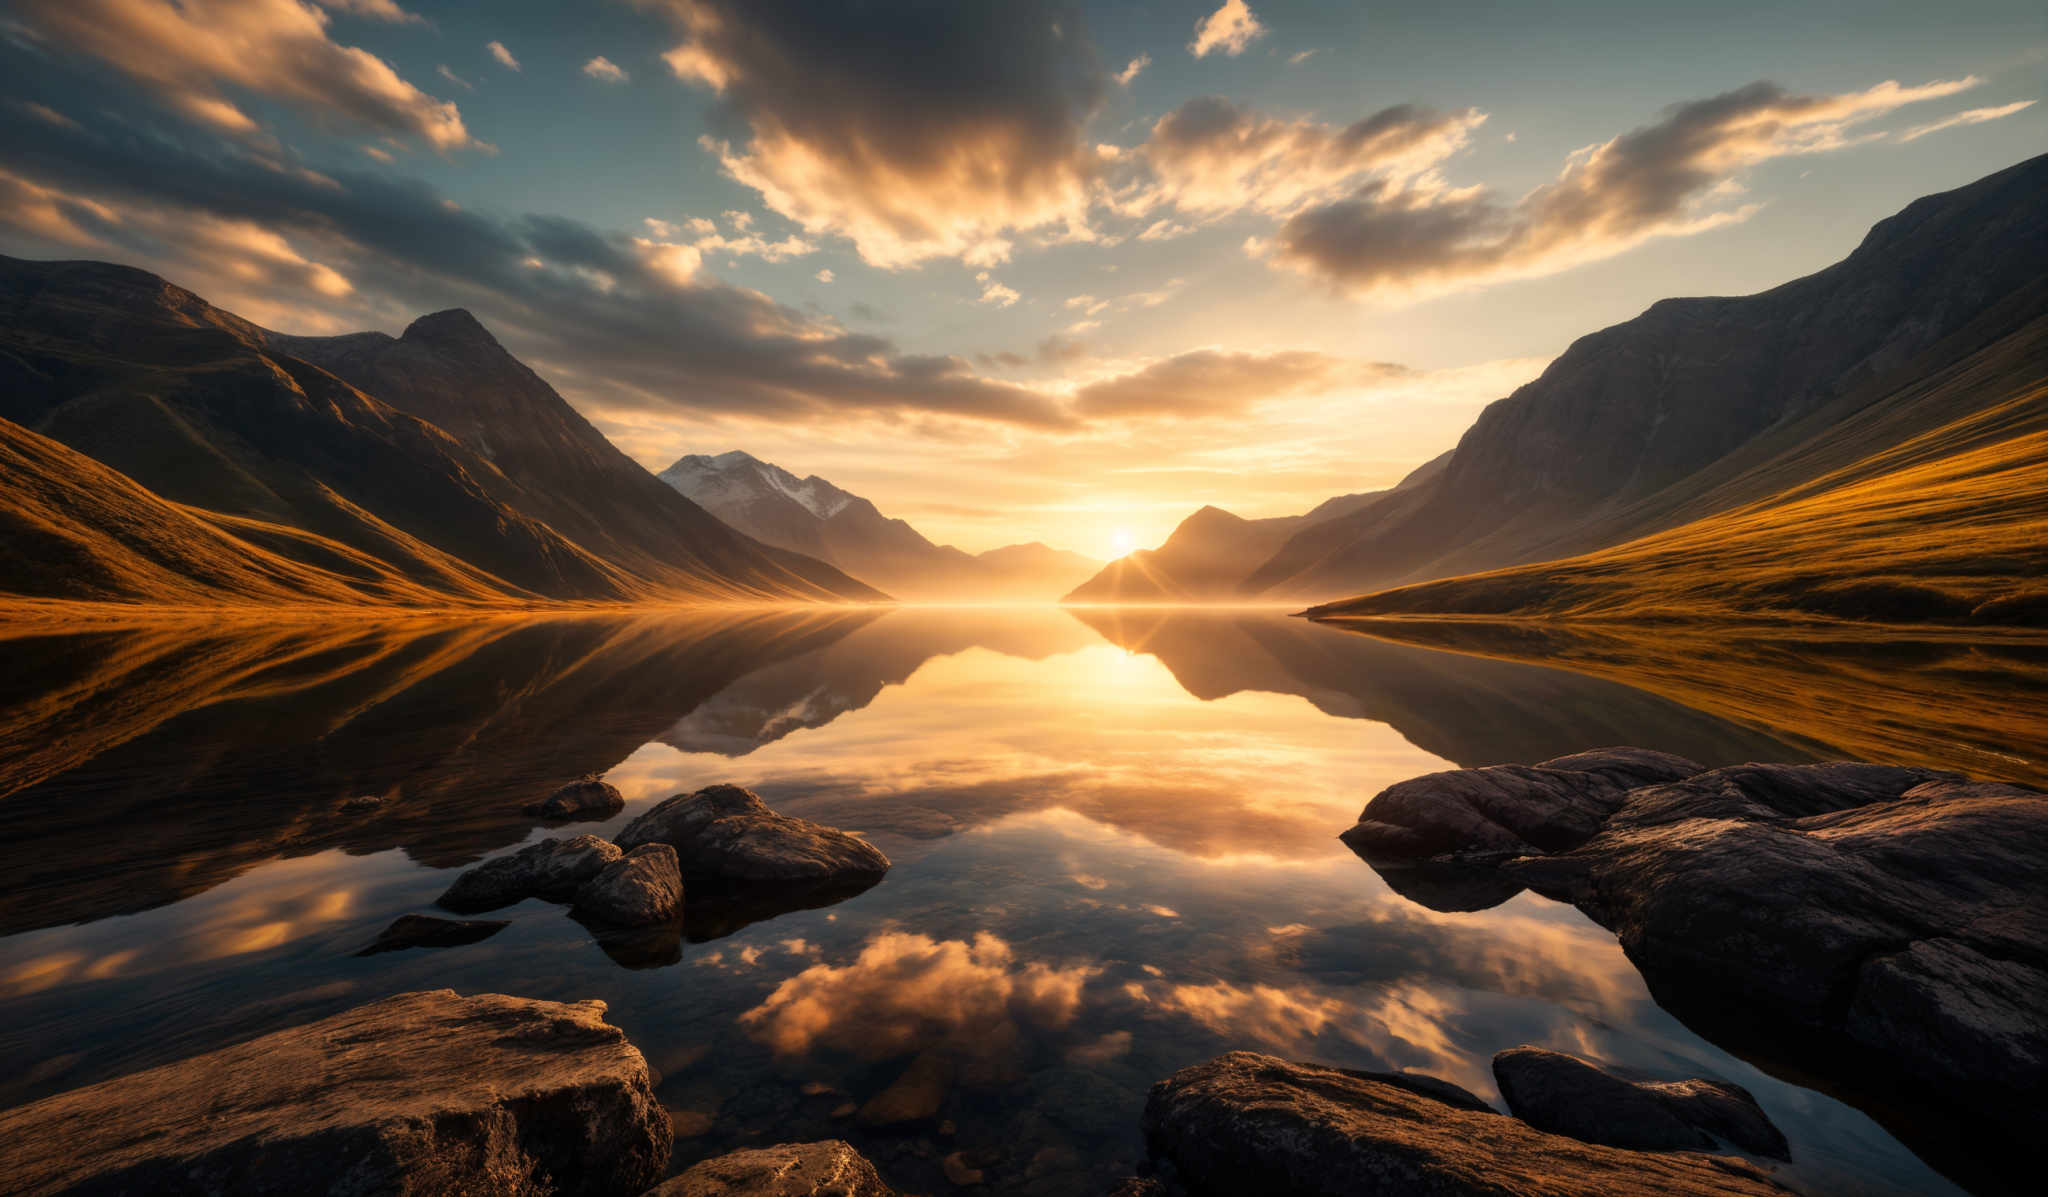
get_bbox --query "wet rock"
[1104,1181,1166,1197]
[859,1051,954,1128]
[1347,755,2048,1190]
[647,1140,894,1196]
[941,1151,984,1186]
[0,989,671,1196]
[1142,1052,1789,1196]
[1340,748,1704,860]
[525,774,625,821]
[437,833,623,913]
[617,784,891,884]
[1492,1046,1789,1159]
[573,843,684,926]
[354,913,509,956]
[339,794,383,813]
[588,920,684,970]
[683,874,883,943]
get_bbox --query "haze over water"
[3,608,2037,1196]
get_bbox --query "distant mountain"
[0,257,879,607]
[659,451,1097,599]
[1249,152,2048,601]
[1062,487,1397,603]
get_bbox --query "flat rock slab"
[438,834,622,913]
[0,989,672,1196]
[648,1140,895,1196]
[616,784,890,885]
[1492,1046,1788,1159]
[355,913,510,955]
[525,776,625,821]
[1143,1052,1789,1197]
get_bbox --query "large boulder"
[615,784,890,885]
[0,989,672,1196]
[1141,1052,1789,1196]
[525,774,626,821]
[573,843,684,926]
[1340,748,1704,860]
[438,834,623,913]
[1491,1047,1788,1159]
[646,1140,894,1195]
[1343,756,2048,1193]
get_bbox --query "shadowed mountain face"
[0,257,878,607]
[0,611,880,937]
[1247,152,2048,602]
[659,451,1098,600]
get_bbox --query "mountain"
[1247,152,2048,601]
[0,256,879,608]
[1309,302,2048,627]
[1062,489,1391,603]
[659,451,1097,599]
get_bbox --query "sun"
[1110,528,1137,556]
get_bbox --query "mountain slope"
[1249,152,2048,600]
[972,542,1101,598]
[1063,491,1383,603]
[1308,309,2048,627]
[0,256,879,607]
[660,451,1094,599]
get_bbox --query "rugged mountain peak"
[401,308,503,353]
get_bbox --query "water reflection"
[2,607,2027,1195]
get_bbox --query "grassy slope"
[1307,316,2048,628]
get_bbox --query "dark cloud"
[648,0,1106,266]
[1272,76,1978,295]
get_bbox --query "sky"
[0,1,2042,558]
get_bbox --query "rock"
[858,1051,954,1128]
[339,794,384,813]
[1104,1180,1166,1197]
[1346,755,2048,1191]
[1340,748,1704,860]
[0,989,671,1196]
[525,774,625,821]
[941,1151,984,1186]
[355,913,510,956]
[573,843,684,925]
[1491,1047,1789,1159]
[616,784,890,885]
[1141,1052,1789,1196]
[646,1140,894,1196]
[682,874,883,943]
[437,834,623,913]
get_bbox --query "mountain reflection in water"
[3,607,2035,1196]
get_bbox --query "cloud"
[1288,49,1315,66]
[1190,1,1264,59]
[1135,96,1486,216]
[975,272,1021,307]
[1116,54,1149,86]
[1271,76,1982,297]
[582,55,629,84]
[314,0,422,24]
[814,267,833,283]
[0,100,1079,427]
[651,0,1106,268]
[1896,99,2035,142]
[487,40,520,71]
[644,215,814,263]
[1072,348,1408,418]
[14,0,481,151]
[436,65,473,91]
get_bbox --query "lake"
[2,607,2038,1196]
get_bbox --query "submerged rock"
[0,989,672,1196]
[1344,755,2048,1190]
[616,784,890,884]
[525,774,625,821]
[437,833,623,913]
[1141,1052,1788,1196]
[858,1051,954,1128]
[1492,1046,1789,1160]
[355,913,510,956]
[647,1140,895,1195]
[572,843,683,926]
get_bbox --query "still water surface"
[1,608,2036,1195]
